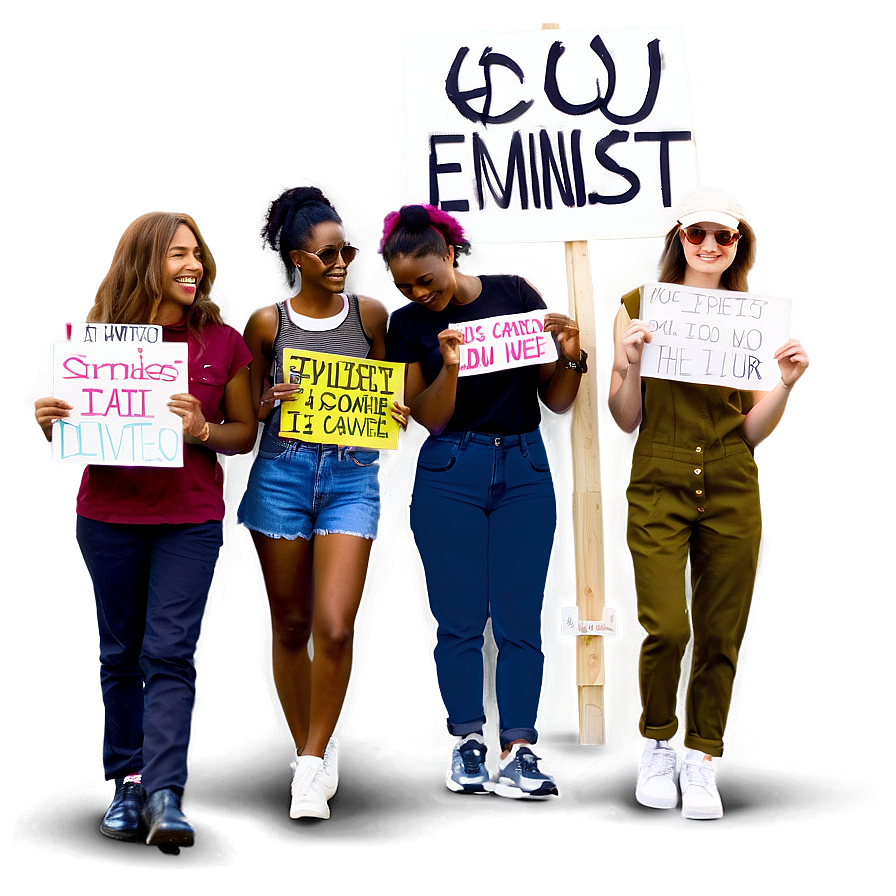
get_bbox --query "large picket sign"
[403,27,698,242]
[52,325,187,466]
[638,282,792,389]
[278,349,405,450]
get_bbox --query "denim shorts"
[238,440,380,540]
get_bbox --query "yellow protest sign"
[278,349,404,449]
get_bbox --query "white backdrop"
[0,0,894,893]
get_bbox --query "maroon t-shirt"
[76,320,252,525]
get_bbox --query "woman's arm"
[404,329,464,435]
[608,306,652,433]
[360,295,410,429]
[740,339,809,447]
[538,312,583,413]
[168,364,257,454]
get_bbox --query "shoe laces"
[514,748,542,774]
[682,759,715,790]
[644,747,676,778]
[458,744,485,774]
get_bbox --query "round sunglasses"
[681,226,741,247]
[297,243,359,266]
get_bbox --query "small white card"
[561,606,617,637]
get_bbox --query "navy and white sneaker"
[494,744,559,799]
[446,734,494,794]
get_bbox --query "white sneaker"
[320,737,338,800]
[290,755,329,819]
[679,750,723,820]
[635,739,678,809]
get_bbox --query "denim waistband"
[273,439,372,461]
[435,429,540,450]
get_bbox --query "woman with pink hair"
[381,204,584,799]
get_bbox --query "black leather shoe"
[100,778,146,842]
[142,788,194,848]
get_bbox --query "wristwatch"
[561,349,588,374]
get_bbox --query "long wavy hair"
[657,221,756,293]
[87,212,222,334]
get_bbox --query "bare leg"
[302,533,372,758]
[250,530,314,751]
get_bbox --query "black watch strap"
[562,349,588,373]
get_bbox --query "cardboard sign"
[638,282,792,389]
[449,311,558,376]
[403,27,698,242]
[52,328,187,466]
[278,349,405,450]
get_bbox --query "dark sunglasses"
[681,226,741,247]
[298,243,359,266]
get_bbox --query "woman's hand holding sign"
[437,327,466,369]
[543,312,581,361]
[257,380,302,420]
[168,392,209,442]
[34,397,72,442]
[774,339,809,389]
[618,317,653,370]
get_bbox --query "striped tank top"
[259,294,373,452]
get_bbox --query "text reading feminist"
[639,282,792,389]
[278,349,405,450]
[403,27,698,242]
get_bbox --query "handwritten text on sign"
[278,349,404,450]
[52,327,187,466]
[403,28,697,242]
[639,282,792,389]
[69,322,164,344]
[450,312,558,376]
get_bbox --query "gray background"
[3,1,887,890]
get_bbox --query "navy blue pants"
[76,516,223,795]
[410,429,556,747]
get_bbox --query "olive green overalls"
[622,289,761,757]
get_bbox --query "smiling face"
[156,223,203,323]
[388,247,457,312]
[679,220,738,288]
[289,220,352,294]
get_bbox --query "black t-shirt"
[386,274,547,435]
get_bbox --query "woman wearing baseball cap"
[609,188,809,819]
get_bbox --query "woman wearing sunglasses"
[34,212,256,850]
[609,187,809,819]
[381,204,583,799]
[238,186,406,820]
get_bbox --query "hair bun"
[399,205,432,233]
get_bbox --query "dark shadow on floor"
[11,735,874,860]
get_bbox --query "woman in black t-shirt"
[382,204,583,798]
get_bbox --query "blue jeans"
[76,516,223,795]
[410,429,556,747]
[238,441,380,541]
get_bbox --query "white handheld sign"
[52,332,187,467]
[638,282,792,389]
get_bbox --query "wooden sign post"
[565,239,606,744]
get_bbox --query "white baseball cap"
[676,187,745,230]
